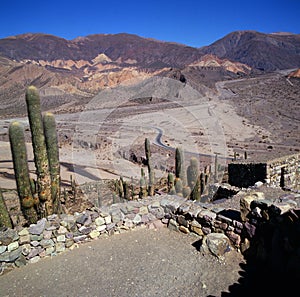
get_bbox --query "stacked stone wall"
[1,191,299,277]
[228,153,299,191]
[266,153,299,190]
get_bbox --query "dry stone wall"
[266,153,299,190]
[1,191,300,276]
[228,153,299,191]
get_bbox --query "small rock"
[168,219,179,231]
[104,216,112,224]
[95,217,106,226]
[133,214,142,224]
[57,235,66,242]
[96,225,107,232]
[7,241,19,252]
[43,230,52,240]
[124,219,134,229]
[30,234,43,241]
[106,223,115,231]
[202,233,231,258]
[73,235,87,243]
[21,244,31,256]
[141,215,150,224]
[56,226,68,235]
[179,225,189,234]
[76,213,89,225]
[0,245,7,254]
[40,239,55,248]
[177,215,189,228]
[139,206,149,215]
[55,243,65,253]
[29,218,47,235]
[65,239,74,248]
[78,226,92,235]
[153,220,164,229]
[45,246,55,256]
[27,247,43,259]
[19,234,31,245]
[30,240,40,247]
[18,228,29,236]
[149,206,165,219]
[28,256,40,264]
[0,229,19,245]
[0,247,22,262]
[14,254,27,267]
[89,230,100,239]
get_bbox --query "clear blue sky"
[0,0,299,47]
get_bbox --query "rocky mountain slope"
[200,31,300,71]
[0,30,299,117]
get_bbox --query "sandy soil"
[0,88,269,190]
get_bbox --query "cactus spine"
[25,86,52,217]
[145,138,154,196]
[43,112,61,214]
[9,121,38,223]
[0,188,12,228]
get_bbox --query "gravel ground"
[0,227,245,297]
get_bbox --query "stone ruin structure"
[228,153,299,190]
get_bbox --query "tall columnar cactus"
[200,172,205,195]
[0,187,12,228]
[187,157,199,190]
[145,138,154,196]
[182,186,191,198]
[174,178,183,196]
[117,177,124,199]
[175,147,185,185]
[9,121,38,224]
[123,180,130,200]
[214,154,218,182]
[139,177,147,198]
[43,112,61,214]
[190,176,201,201]
[167,172,175,192]
[25,86,52,216]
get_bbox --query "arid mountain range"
[0,30,299,117]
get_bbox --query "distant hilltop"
[0,30,300,71]
[0,30,299,116]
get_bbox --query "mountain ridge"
[1,30,300,70]
[0,30,299,118]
